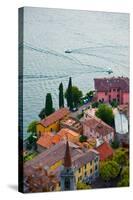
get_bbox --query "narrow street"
[70,102,91,118]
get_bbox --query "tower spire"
[64,140,72,168]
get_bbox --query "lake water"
[21,7,129,139]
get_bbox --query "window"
[90,169,92,174]
[51,128,53,131]
[79,168,81,173]
[95,165,98,171]
[65,178,70,190]
[84,164,87,169]
[105,91,108,95]
[113,89,116,91]
[85,172,87,176]
[102,98,104,102]
[117,88,120,92]
[90,161,92,165]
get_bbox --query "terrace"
[60,117,83,134]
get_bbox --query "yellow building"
[37,107,70,137]
[24,140,99,191]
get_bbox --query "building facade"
[94,77,129,104]
[83,114,114,147]
[24,141,99,191]
[37,107,70,137]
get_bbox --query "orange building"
[36,128,80,153]
[37,107,70,137]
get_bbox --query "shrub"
[79,135,88,143]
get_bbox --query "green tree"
[45,93,55,116]
[117,166,129,187]
[27,120,38,135]
[77,182,91,190]
[113,149,127,167]
[92,101,99,108]
[65,85,83,108]
[110,100,118,108]
[100,160,120,181]
[95,104,114,126]
[27,128,38,150]
[111,139,120,149]
[79,135,88,143]
[71,86,83,107]
[59,82,64,108]
[66,77,73,110]
[38,108,45,119]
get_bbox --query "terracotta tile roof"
[37,132,53,148]
[37,128,80,149]
[83,115,114,136]
[39,107,70,127]
[58,128,80,138]
[24,141,99,173]
[96,142,113,161]
[94,77,129,92]
[52,134,61,144]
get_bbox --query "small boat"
[65,49,72,53]
[107,68,113,74]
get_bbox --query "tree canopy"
[71,86,83,107]
[95,104,114,126]
[45,93,54,116]
[59,82,64,108]
[113,148,127,167]
[100,160,120,181]
[27,120,38,135]
[65,85,83,108]
[38,108,45,120]
[66,77,73,110]
[77,182,91,190]
[117,166,129,187]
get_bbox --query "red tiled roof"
[58,128,79,138]
[94,77,129,92]
[96,142,113,161]
[37,128,80,149]
[39,107,70,127]
[83,116,114,136]
[24,141,99,175]
[37,132,53,148]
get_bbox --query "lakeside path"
[70,102,91,118]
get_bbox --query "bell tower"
[60,141,76,191]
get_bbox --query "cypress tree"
[45,93,54,116]
[67,77,73,110]
[59,82,64,108]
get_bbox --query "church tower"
[60,140,76,191]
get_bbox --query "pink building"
[94,77,129,105]
[83,115,115,147]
